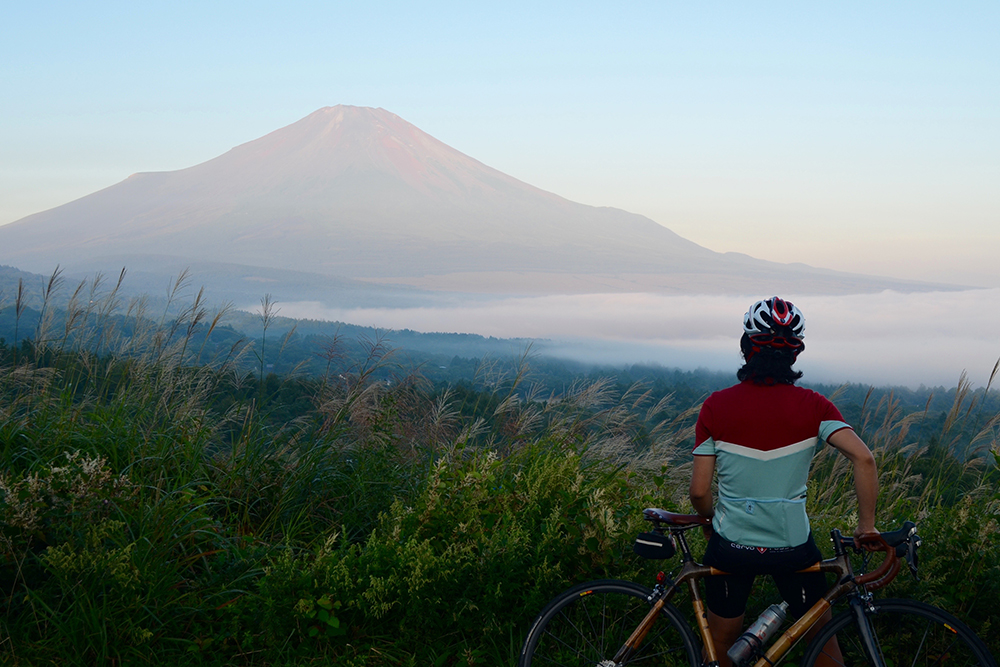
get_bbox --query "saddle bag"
[633,531,676,560]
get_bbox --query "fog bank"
[274,289,1000,389]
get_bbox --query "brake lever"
[907,532,921,581]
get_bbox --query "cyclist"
[689,297,878,667]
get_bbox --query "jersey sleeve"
[816,393,852,444]
[693,400,716,456]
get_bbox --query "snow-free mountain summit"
[0,106,953,297]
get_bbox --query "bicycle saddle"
[643,508,711,526]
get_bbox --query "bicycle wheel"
[519,579,700,667]
[802,598,995,667]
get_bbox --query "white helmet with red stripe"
[743,297,805,341]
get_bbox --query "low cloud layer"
[274,289,1000,389]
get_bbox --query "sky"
[2,2,998,286]
[2,2,999,387]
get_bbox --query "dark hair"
[737,333,804,385]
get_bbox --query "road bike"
[519,508,995,666]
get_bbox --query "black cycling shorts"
[702,532,827,619]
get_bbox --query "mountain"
[0,106,961,299]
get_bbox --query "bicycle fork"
[850,595,886,667]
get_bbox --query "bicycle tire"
[801,598,996,667]
[519,579,700,667]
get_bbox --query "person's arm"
[827,428,878,543]
[689,454,716,519]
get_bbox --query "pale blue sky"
[2,1,998,285]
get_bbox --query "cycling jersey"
[693,381,851,548]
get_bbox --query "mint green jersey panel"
[711,438,818,547]
[714,496,809,548]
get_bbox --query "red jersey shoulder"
[794,386,845,422]
[697,382,844,451]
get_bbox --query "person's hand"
[853,525,880,550]
[701,517,714,541]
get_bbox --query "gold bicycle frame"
[611,522,893,667]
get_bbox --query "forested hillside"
[3,268,997,462]
[0,274,997,665]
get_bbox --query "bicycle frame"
[614,518,901,667]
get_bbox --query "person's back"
[689,297,878,667]
[696,381,850,547]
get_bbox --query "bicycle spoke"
[521,582,699,667]
[528,648,581,667]
[625,619,691,662]
[578,595,603,656]
[910,618,930,667]
[816,649,847,667]
[611,592,633,657]
[804,600,991,667]
[601,590,611,656]
[542,593,637,663]
[927,630,967,667]
[613,609,692,665]
[545,609,601,660]
[626,645,691,664]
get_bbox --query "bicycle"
[519,508,995,667]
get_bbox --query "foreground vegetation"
[0,274,997,665]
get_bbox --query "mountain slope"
[0,106,958,296]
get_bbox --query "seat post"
[673,529,695,563]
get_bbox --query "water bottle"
[726,601,789,666]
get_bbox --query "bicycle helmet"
[743,297,804,338]
[743,297,805,353]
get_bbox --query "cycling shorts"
[702,532,827,619]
